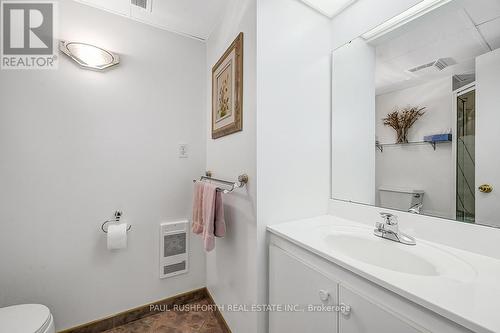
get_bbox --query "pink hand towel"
[192,181,205,234]
[191,181,226,251]
[214,190,226,238]
[200,182,217,251]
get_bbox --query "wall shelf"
[376,140,451,153]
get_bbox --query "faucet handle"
[380,212,398,225]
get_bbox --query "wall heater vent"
[160,221,188,279]
[131,0,152,11]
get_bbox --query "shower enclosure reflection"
[456,88,475,223]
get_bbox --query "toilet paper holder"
[101,210,132,233]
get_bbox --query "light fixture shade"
[300,0,358,18]
[59,41,120,71]
[361,0,451,41]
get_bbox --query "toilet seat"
[0,304,53,333]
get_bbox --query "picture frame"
[212,32,243,139]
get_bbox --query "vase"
[396,128,409,144]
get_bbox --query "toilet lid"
[0,304,51,333]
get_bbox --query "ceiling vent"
[408,58,450,73]
[131,0,152,12]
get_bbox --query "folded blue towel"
[424,134,452,142]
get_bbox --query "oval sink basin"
[313,226,476,280]
[324,233,438,276]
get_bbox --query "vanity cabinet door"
[339,285,424,333]
[269,245,339,333]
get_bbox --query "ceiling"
[73,0,230,40]
[372,0,500,95]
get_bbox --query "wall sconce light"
[59,41,120,71]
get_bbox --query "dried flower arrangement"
[382,106,426,143]
[217,76,230,119]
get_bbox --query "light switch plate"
[178,143,188,158]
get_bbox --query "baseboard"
[58,287,220,333]
[205,288,232,333]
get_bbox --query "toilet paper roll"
[107,223,128,250]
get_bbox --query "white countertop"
[267,215,500,333]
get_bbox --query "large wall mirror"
[331,0,500,228]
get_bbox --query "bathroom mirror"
[331,0,500,228]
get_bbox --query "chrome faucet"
[374,212,416,245]
[408,202,423,214]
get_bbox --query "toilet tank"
[378,186,424,211]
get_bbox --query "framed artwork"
[212,32,243,139]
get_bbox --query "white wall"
[375,78,454,218]
[256,0,332,331]
[332,38,376,205]
[0,1,206,330]
[205,1,258,332]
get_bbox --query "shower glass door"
[456,89,475,223]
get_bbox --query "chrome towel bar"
[193,172,248,194]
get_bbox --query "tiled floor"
[103,299,226,333]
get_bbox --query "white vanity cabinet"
[269,245,338,333]
[269,240,473,333]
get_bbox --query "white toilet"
[379,186,424,212]
[0,304,55,333]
